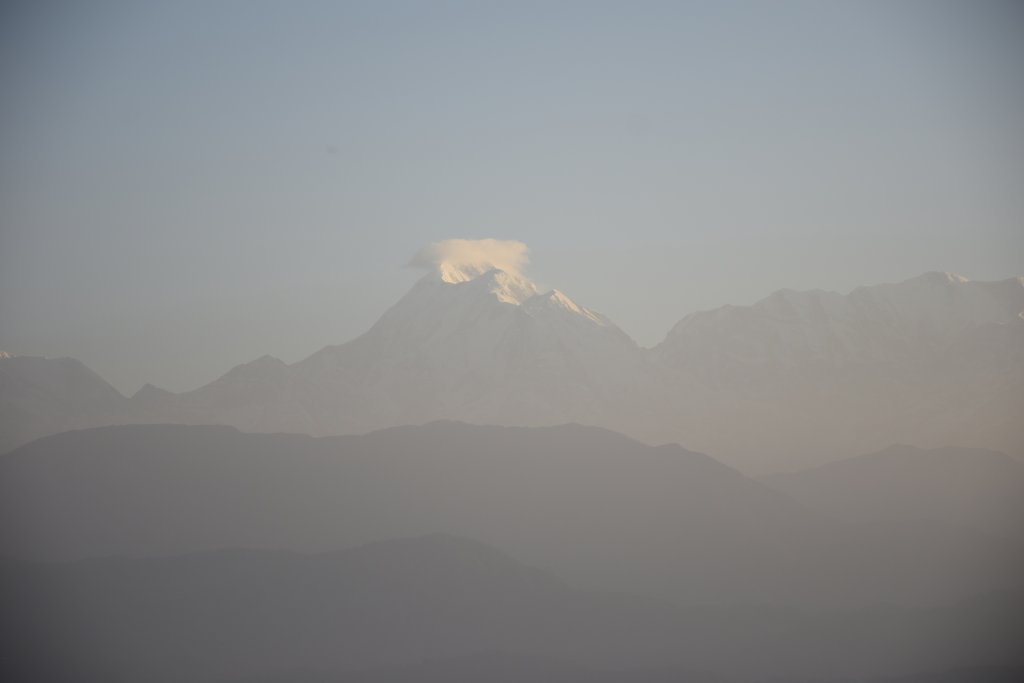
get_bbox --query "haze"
[2,1,1023,393]
[3,4,1024,682]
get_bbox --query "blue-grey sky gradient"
[2,1,1022,393]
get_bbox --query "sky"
[1,0,1022,394]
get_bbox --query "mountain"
[135,266,1022,472]
[143,261,650,438]
[761,445,1024,537]
[290,266,649,434]
[0,353,132,454]
[3,534,1021,683]
[2,253,1022,472]
[2,422,1022,607]
[658,272,1024,370]
[649,272,1024,471]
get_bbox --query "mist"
[2,2,1024,682]
[408,238,532,280]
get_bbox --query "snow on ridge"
[530,289,609,326]
[474,268,540,305]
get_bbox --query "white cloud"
[408,238,530,282]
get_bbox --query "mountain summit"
[130,240,645,439]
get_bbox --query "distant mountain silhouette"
[0,355,132,454]
[123,263,653,444]
[762,445,1024,537]
[2,423,1021,607]
[2,535,1021,683]
[650,273,1024,471]
[2,271,1022,471]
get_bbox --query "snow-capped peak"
[399,239,622,325]
[435,261,494,284]
[530,289,610,325]
[475,269,540,305]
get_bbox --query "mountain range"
[2,249,1022,473]
[3,422,1022,608]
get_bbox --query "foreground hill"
[2,423,1021,607]
[3,535,1021,683]
[762,445,1024,537]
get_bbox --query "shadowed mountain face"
[3,535,1022,683]
[762,445,1024,537]
[2,423,1022,608]
[2,271,1022,472]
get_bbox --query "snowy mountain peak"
[465,268,540,305]
[497,272,541,305]
[435,261,492,284]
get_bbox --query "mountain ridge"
[2,266,1021,470]
[3,421,1023,609]
[761,444,1024,536]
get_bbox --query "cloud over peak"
[408,239,530,283]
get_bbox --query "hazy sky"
[1,1,1022,393]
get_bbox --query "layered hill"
[762,445,1024,537]
[2,423,1021,607]
[0,354,132,454]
